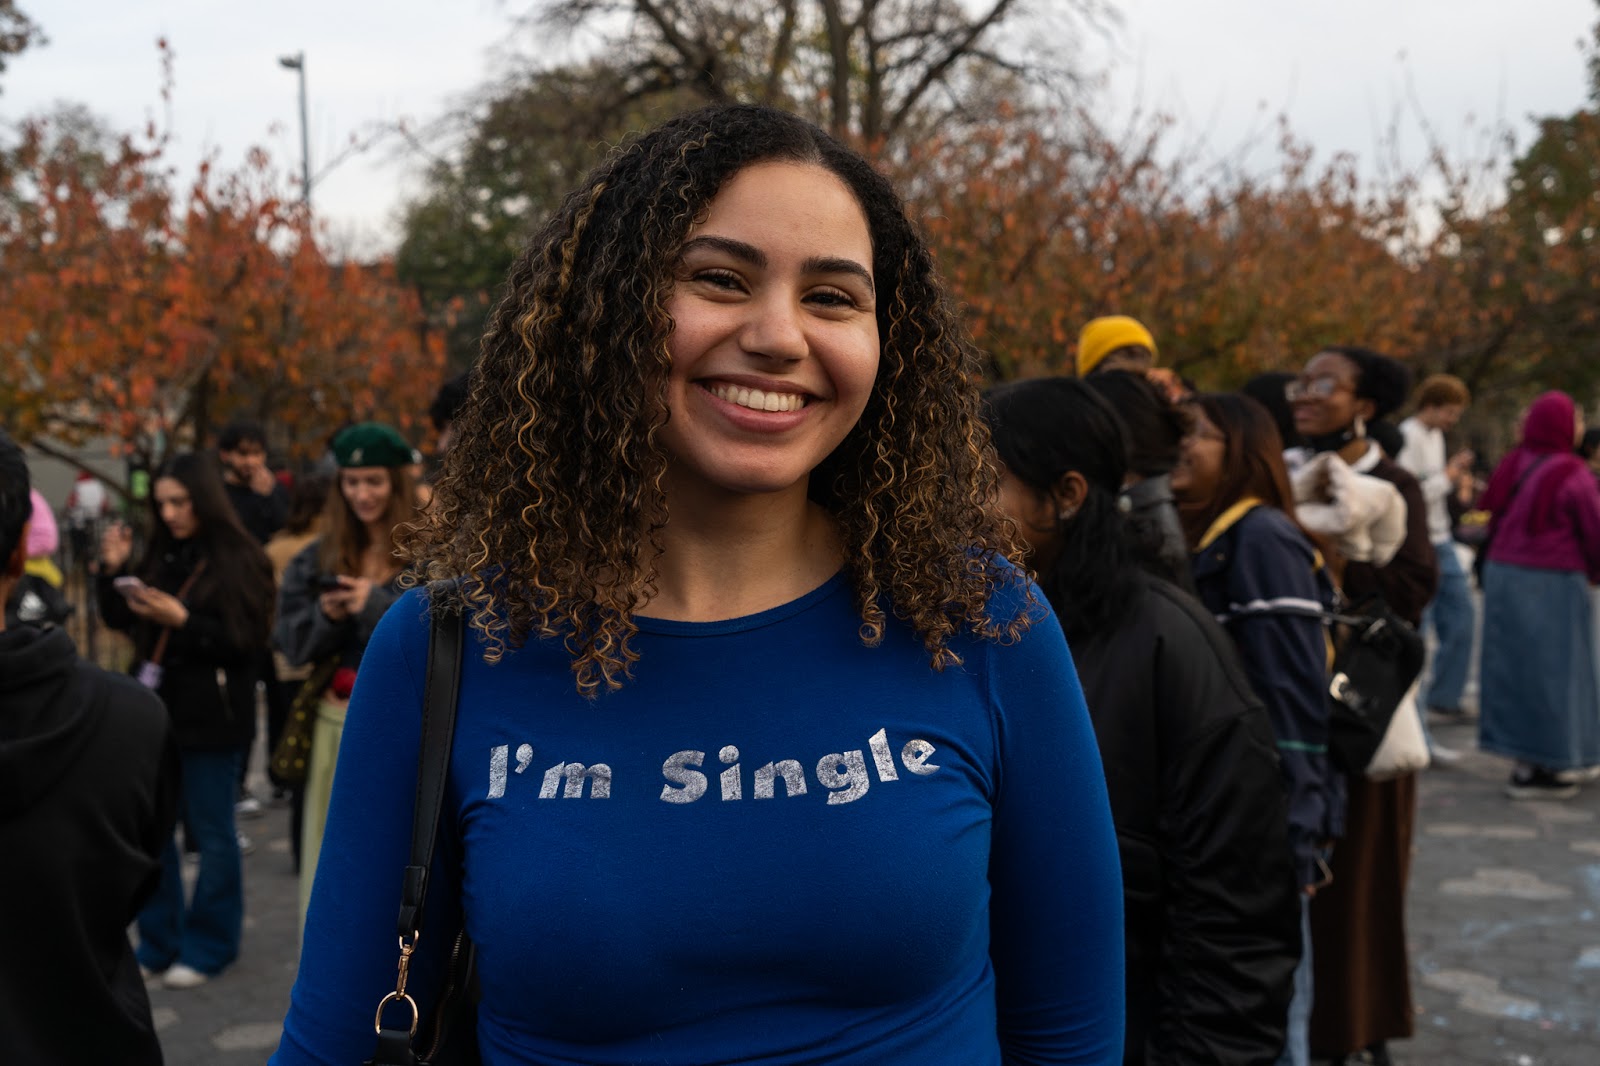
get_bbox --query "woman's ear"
[1052,471,1089,521]
[1354,395,1378,425]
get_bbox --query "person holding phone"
[274,423,419,924]
[95,452,275,989]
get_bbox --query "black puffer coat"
[1070,573,1302,1064]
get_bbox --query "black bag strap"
[398,601,465,940]
[369,598,465,1066]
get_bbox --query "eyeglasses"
[1284,376,1349,403]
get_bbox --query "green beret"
[332,422,413,469]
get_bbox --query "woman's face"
[658,161,880,502]
[340,467,393,527]
[153,477,197,540]
[994,464,1060,562]
[1171,409,1226,502]
[1290,350,1367,438]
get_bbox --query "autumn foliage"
[895,103,1596,428]
[0,46,443,467]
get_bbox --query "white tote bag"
[1365,680,1430,780]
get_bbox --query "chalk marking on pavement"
[1426,823,1538,840]
[212,1022,284,1051]
[1440,867,1572,901]
[1421,969,1542,1021]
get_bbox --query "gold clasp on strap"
[373,932,422,1035]
[373,991,419,1037]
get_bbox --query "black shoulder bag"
[367,605,481,1066]
[1219,593,1425,776]
[1323,596,1426,774]
[1472,454,1551,585]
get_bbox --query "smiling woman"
[271,104,1125,1066]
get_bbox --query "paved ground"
[144,716,1600,1065]
[1383,713,1600,1066]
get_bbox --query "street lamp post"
[278,52,311,206]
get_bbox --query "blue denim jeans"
[136,748,244,975]
[1275,895,1312,1066]
[1421,541,1475,713]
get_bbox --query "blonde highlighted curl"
[402,105,1028,696]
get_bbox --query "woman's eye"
[695,269,744,290]
[806,288,855,308]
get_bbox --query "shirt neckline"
[632,571,850,636]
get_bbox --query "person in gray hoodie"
[0,428,178,1065]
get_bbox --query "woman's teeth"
[708,383,806,413]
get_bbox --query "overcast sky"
[4,0,1595,251]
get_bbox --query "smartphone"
[113,575,147,596]
[314,574,348,592]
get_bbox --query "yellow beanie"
[1076,316,1157,376]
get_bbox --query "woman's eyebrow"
[679,235,872,287]
[803,256,874,289]
[679,235,765,267]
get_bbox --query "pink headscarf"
[1479,391,1586,534]
[26,489,59,558]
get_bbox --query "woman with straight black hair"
[988,376,1300,1064]
[97,450,275,989]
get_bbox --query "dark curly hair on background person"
[1322,345,1413,422]
[1081,369,1189,479]
[404,104,1024,695]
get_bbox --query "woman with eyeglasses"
[1171,393,1337,1066]
[1286,347,1437,1066]
[988,377,1300,1065]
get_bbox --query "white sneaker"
[162,963,210,989]
[1429,745,1465,768]
[235,795,263,819]
[1554,766,1600,785]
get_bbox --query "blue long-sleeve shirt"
[271,570,1124,1065]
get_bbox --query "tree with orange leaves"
[0,45,443,471]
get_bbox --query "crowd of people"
[4,102,1600,1066]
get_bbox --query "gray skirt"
[1478,562,1600,769]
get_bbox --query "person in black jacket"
[0,428,178,1065]
[218,420,289,544]
[97,451,276,990]
[985,377,1300,1064]
[1083,369,1196,594]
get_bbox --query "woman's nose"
[739,295,808,362]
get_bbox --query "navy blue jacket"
[1191,502,1341,886]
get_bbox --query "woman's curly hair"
[404,103,1026,695]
